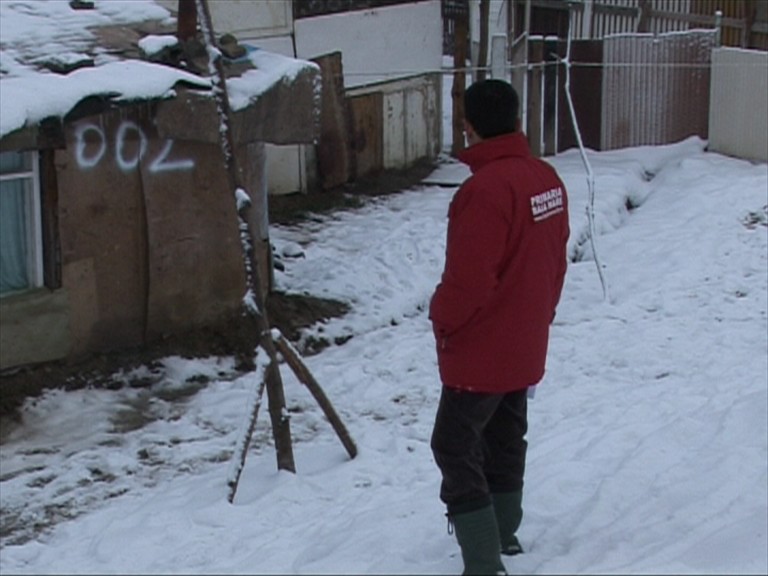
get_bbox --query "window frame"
[0,150,44,297]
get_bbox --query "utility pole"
[476,0,490,81]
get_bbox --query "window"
[0,151,43,296]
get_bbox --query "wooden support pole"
[476,0,490,82]
[177,0,197,42]
[742,0,756,48]
[273,331,357,460]
[195,0,296,490]
[195,0,357,503]
[452,12,469,157]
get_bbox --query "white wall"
[294,1,442,89]
[155,0,292,39]
[709,47,768,163]
[210,0,292,39]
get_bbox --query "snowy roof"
[0,0,319,143]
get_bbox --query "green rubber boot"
[450,505,508,575]
[491,491,524,556]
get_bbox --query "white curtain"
[0,152,30,294]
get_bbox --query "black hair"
[463,79,519,139]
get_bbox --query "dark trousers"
[430,386,528,515]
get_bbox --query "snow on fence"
[708,47,768,163]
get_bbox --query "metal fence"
[513,28,717,155]
[600,29,716,150]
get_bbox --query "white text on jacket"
[530,186,564,222]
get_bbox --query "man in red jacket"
[430,79,569,575]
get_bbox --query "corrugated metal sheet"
[601,29,715,149]
[691,0,755,48]
[709,47,768,162]
[573,0,692,38]
[648,0,692,34]
[593,0,639,38]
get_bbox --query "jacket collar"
[458,132,531,173]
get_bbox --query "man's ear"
[463,119,479,145]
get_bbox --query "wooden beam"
[477,0,490,82]
[177,0,197,42]
[194,0,296,485]
[637,0,651,33]
[273,332,357,461]
[743,0,757,48]
[452,13,469,157]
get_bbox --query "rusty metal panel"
[709,47,768,162]
[349,91,384,178]
[312,52,352,190]
[601,29,715,150]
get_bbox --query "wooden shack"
[0,5,320,371]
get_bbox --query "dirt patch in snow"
[0,292,349,420]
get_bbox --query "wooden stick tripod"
[192,0,357,503]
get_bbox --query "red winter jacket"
[429,132,569,393]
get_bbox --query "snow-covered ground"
[2,132,766,574]
[2,44,767,576]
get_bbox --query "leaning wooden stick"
[196,0,356,503]
[273,329,358,460]
[226,356,268,503]
[195,0,296,504]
